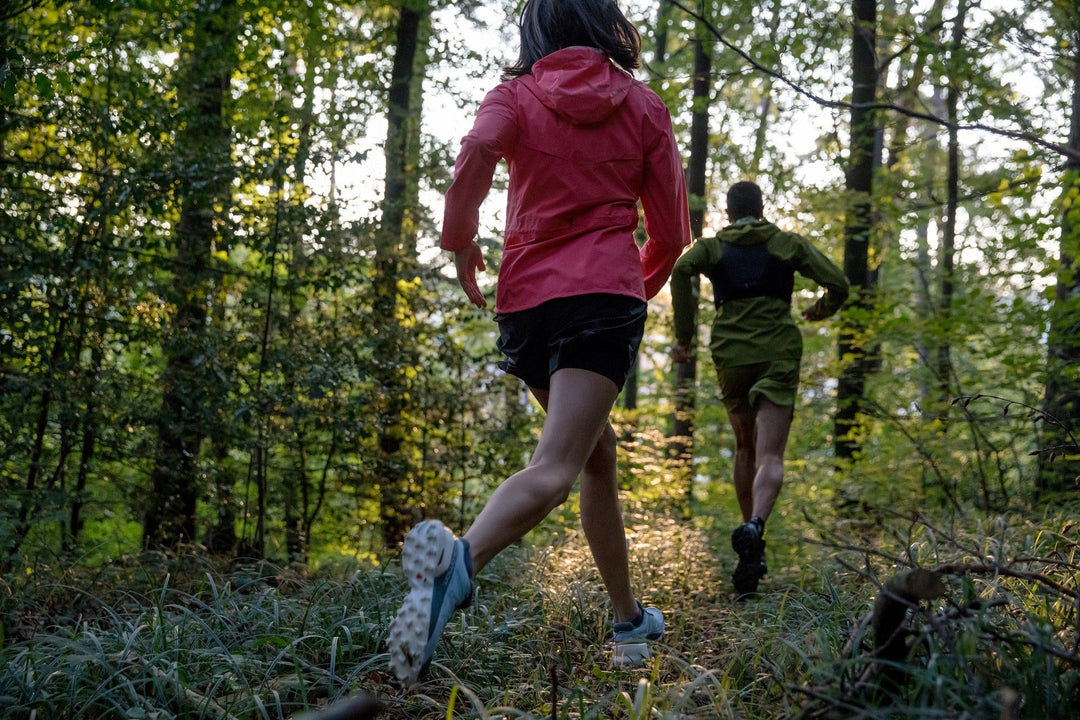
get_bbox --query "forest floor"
[1,487,1078,719]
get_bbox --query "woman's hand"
[454,242,488,308]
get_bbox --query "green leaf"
[34,73,54,101]
[54,70,73,96]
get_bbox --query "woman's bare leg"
[515,384,638,623]
[578,421,639,622]
[463,368,619,576]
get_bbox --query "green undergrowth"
[1,504,1078,719]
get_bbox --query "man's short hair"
[727,181,764,220]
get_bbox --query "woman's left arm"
[638,101,691,299]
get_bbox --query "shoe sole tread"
[388,520,455,686]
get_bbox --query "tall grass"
[1,505,1077,719]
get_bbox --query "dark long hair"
[502,0,642,79]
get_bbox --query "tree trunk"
[278,6,325,564]
[239,131,288,558]
[624,0,678,412]
[880,0,940,427]
[834,0,878,462]
[669,14,710,479]
[909,0,945,421]
[204,240,239,554]
[145,0,238,550]
[285,439,307,563]
[1040,12,1080,496]
[68,341,103,549]
[749,0,784,178]
[916,86,945,502]
[665,21,708,455]
[377,1,430,547]
[936,0,966,421]
[653,0,673,66]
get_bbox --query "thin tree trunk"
[204,232,239,554]
[377,2,429,547]
[68,341,103,549]
[834,0,878,463]
[876,0,940,310]
[243,193,283,558]
[653,0,673,66]
[278,7,324,564]
[936,0,966,423]
[145,0,238,550]
[915,86,945,500]
[48,304,90,524]
[625,0,677,411]
[749,0,784,178]
[910,0,945,421]
[670,11,710,506]
[286,437,307,563]
[303,428,338,547]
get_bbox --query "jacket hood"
[719,218,781,245]
[528,46,634,124]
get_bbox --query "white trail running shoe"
[387,520,474,686]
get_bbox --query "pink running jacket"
[440,46,691,313]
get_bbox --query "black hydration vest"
[708,240,795,306]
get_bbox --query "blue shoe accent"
[387,520,474,686]
[612,601,664,667]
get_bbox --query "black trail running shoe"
[731,521,767,596]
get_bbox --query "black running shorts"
[495,293,647,391]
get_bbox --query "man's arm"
[670,240,714,362]
[793,236,849,321]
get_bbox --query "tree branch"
[933,561,1078,600]
[664,0,1080,164]
[1,0,45,22]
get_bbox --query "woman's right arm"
[440,85,518,253]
